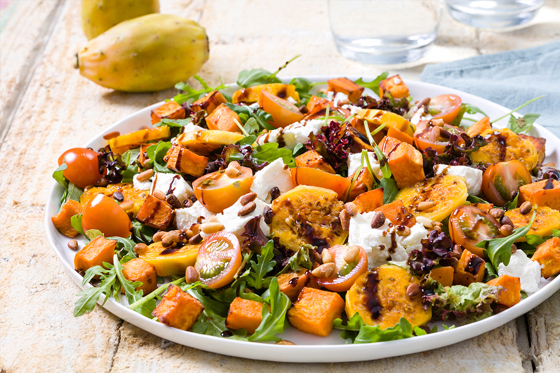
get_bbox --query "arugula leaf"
[252,143,296,167]
[70,214,86,237]
[379,178,399,204]
[492,95,545,123]
[286,244,313,273]
[85,229,103,241]
[504,193,519,211]
[154,118,193,128]
[246,240,276,290]
[243,117,260,135]
[450,103,488,127]
[108,236,137,258]
[146,141,172,173]
[248,277,291,342]
[120,148,140,183]
[355,72,389,97]
[334,313,414,343]
[289,77,327,105]
[131,221,156,244]
[53,163,68,188]
[525,234,545,247]
[74,262,117,317]
[467,195,490,204]
[477,209,537,269]
[112,254,156,317]
[185,286,230,317]
[507,113,540,134]
[53,163,85,205]
[225,103,275,131]
[484,261,498,282]
[173,75,228,104]
[192,309,248,340]
[237,55,300,88]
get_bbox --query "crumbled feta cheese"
[326,91,335,101]
[182,123,205,133]
[133,174,152,190]
[151,172,194,203]
[393,77,401,85]
[256,119,325,149]
[498,250,542,293]
[286,96,297,104]
[399,223,429,252]
[435,165,483,196]
[410,106,426,125]
[341,104,363,116]
[333,92,349,107]
[347,152,382,179]
[216,197,271,237]
[251,158,295,202]
[175,201,214,230]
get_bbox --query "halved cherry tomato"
[290,167,351,199]
[193,166,253,213]
[195,232,241,289]
[449,205,502,258]
[315,245,368,292]
[82,194,131,238]
[482,161,532,207]
[58,148,104,188]
[414,119,465,154]
[427,94,462,124]
[259,91,304,128]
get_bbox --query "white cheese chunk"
[182,123,205,133]
[256,119,325,150]
[175,201,214,230]
[435,165,483,196]
[341,104,363,116]
[498,250,542,294]
[151,172,194,203]
[347,152,382,179]
[286,96,297,104]
[333,92,349,107]
[133,174,153,191]
[216,197,271,237]
[251,158,295,202]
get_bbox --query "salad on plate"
[50,62,560,344]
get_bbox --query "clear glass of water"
[446,0,544,29]
[328,0,443,65]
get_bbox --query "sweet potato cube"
[122,258,157,295]
[191,90,228,116]
[108,127,171,152]
[74,236,116,272]
[379,136,402,156]
[306,95,328,113]
[379,75,409,99]
[387,142,425,188]
[288,287,344,337]
[353,188,384,213]
[152,284,204,331]
[430,266,454,287]
[151,101,186,125]
[226,297,263,334]
[327,77,364,103]
[136,195,174,230]
[138,144,150,171]
[487,275,521,308]
[375,200,416,228]
[295,150,335,174]
[163,145,208,177]
[277,270,312,302]
[519,179,560,212]
[51,200,83,238]
[205,104,242,133]
[467,117,492,137]
[474,203,494,214]
[347,168,374,201]
[519,134,546,167]
[453,249,485,286]
[532,237,560,278]
[232,83,299,104]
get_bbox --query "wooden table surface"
[2,1,560,372]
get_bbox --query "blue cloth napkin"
[421,41,560,135]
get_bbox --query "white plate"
[45,76,560,362]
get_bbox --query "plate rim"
[44,76,560,362]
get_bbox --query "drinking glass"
[328,0,443,65]
[446,0,544,29]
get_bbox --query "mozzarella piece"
[256,119,325,149]
[175,201,214,230]
[435,165,483,196]
[399,223,429,253]
[498,250,542,294]
[286,96,297,104]
[151,172,194,203]
[216,197,271,237]
[251,158,295,202]
[341,104,363,116]
[347,152,382,179]
[333,92,349,107]
[182,123,205,133]
[133,174,153,191]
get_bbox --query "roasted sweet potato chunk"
[487,275,521,308]
[453,249,485,286]
[163,145,208,177]
[379,75,409,99]
[379,135,402,156]
[375,200,416,228]
[277,270,312,302]
[122,258,157,295]
[519,179,560,212]
[288,287,344,337]
[387,142,425,188]
[51,199,83,237]
[191,90,228,115]
[152,284,204,331]
[430,266,454,287]
[347,168,374,201]
[295,150,335,174]
[467,117,492,137]
[327,77,364,103]
[226,297,263,334]
[532,237,560,278]
[353,189,383,213]
[306,95,328,113]
[205,104,242,133]
[519,134,546,167]
[74,236,116,272]
[151,101,186,125]
[136,195,174,230]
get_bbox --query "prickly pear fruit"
[76,14,209,92]
[82,0,160,40]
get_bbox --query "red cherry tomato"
[414,120,465,154]
[82,194,131,238]
[427,94,462,124]
[449,206,502,258]
[315,245,368,292]
[58,148,104,188]
[482,161,532,207]
[195,232,242,289]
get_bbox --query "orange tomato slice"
[195,232,242,289]
[193,166,253,213]
[259,91,304,128]
[82,194,132,238]
[428,94,462,124]
[315,245,368,292]
[290,167,350,199]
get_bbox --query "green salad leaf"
[504,193,520,211]
[333,313,415,343]
[173,75,228,104]
[246,240,276,290]
[355,72,389,97]
[146,141,172,173]
[131,221,156,244]
[237,55,300,88]
[70,214,86,237]
[53,163,84,205]
[507,113,540,134]
[252,143,296,167]
[120,148,140,183]
[248,277,291,342]
[225,103,275,131]
[450,103,488,127]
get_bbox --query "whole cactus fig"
[76,14,209,92]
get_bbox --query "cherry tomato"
[449,205,502,258]
[315,245,368,292]
[414,119,465,154]
[193,166,253,213]
[259,91,304,128]
[58,148,104,188]
[427,94,462,124]
[82,194,131,238]
[482,161,532,207]
[290,167,351,200]
[195,232,242,289]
